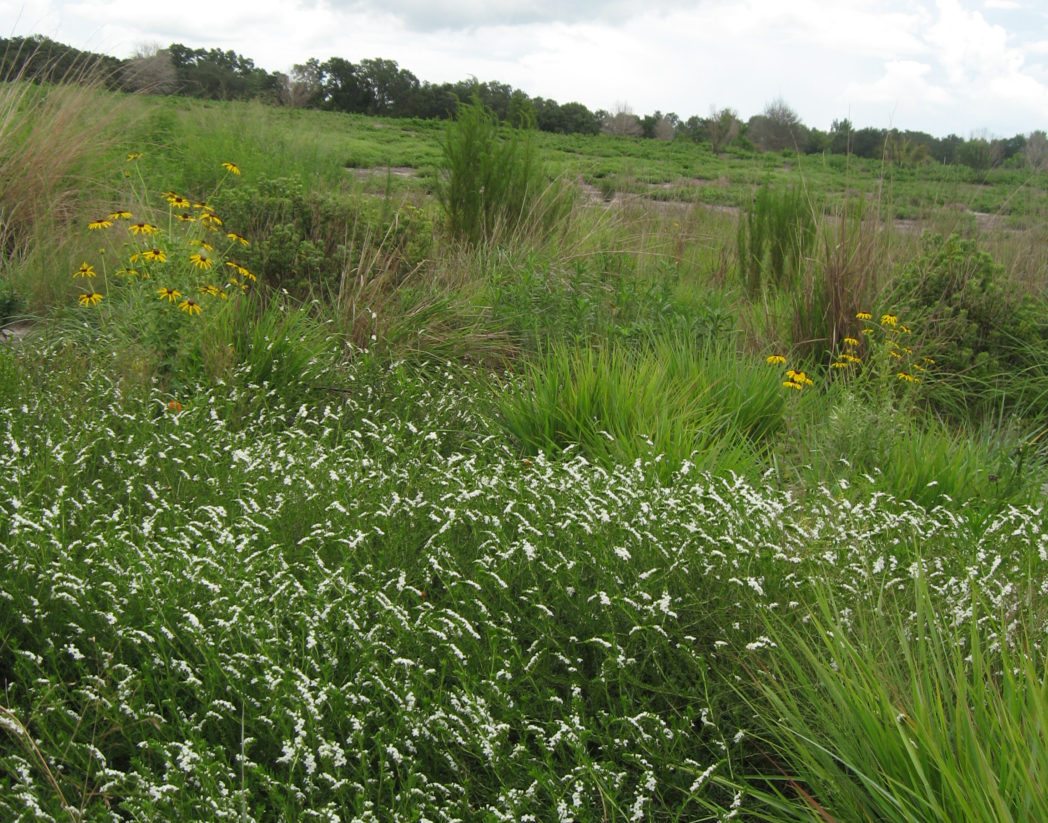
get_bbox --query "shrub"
[737,184,818,295]
[436,96,572,246]
[890,232,1048,420]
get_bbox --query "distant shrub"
[436,96,572,246]
[737,184,818,294]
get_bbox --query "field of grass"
[2,78,1048,821]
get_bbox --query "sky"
[4,0,1047,139]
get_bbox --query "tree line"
[3,34,1046,171]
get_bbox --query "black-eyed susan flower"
[766,354,787,365]
[880,313,898,326]
[856,311,872,320]
[73,262,95,278]
[88,218,113,230]
[786,369,813,386]
[167,195,192,209]
[108,210,132,220]
[189,239,214,251]
[142,248,166,263]
[157,287,181,302]
[192,202,214,212]
[226,231,249,246]
[178,298,201,315]
[221,161,241,175]
[897,372,920,383]
[783,380,804,390]
[843,337,859,348]
[176,212,196,223]
[129,222,159,236]
[922,356,935,365]
[199,213,223,228]
[78,291,103,306]
[831,360,852,369]
[189,253,213,270]
[127,152,142,161]
[115,267,140,278]
[198,284,221,296]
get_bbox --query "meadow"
[1,76,1047,822]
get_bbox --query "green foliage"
[891,232,1048,419]
[493,335,783,478]
[736,576,1048,823]
[436,96,572,246]
[737,184,818,294]
[212,175,433,295]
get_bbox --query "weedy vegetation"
[2,63,1048,822]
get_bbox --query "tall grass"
[493,334,784,478]
[733,575,1048,823]
[0,57,128,311]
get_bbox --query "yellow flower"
[226,261,256,281]
[766,354,787,365]
[842,353,863,363]
[108,210,132,220]
[78,291,103,306]
[143,248,167,262]
[189,239,214,251]
[783,380,804,390]
[168,195,192,209]
[115,267,140,278]
[126,152,142,161]
[226,231,249,246]
[129,222,159,236]
[73,262,95,278]
[831,360,852,369]
[786,369,813,385]
[922,356,935,365]
[176,212,196,223]
[178,298,202,315]
[221,161,241,175]
[842,337,859,348]
[199,213,223,228]
[88,218,113,230]
[856,311,872,320]
[157,287,181,302]
[880,313,898,326]
[189,253,213,270]
[192,202,214,212]
[897,372,920,383]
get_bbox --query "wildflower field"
[2,75,1048,821]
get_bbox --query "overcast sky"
[5,0,1047,138]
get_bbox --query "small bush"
[891,232,1048,420]
[436,96,573,246]
[737,185,818,295]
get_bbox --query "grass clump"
[734,573,1048,823]
[494,334,785,478]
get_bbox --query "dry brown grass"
[1,53,130,311]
